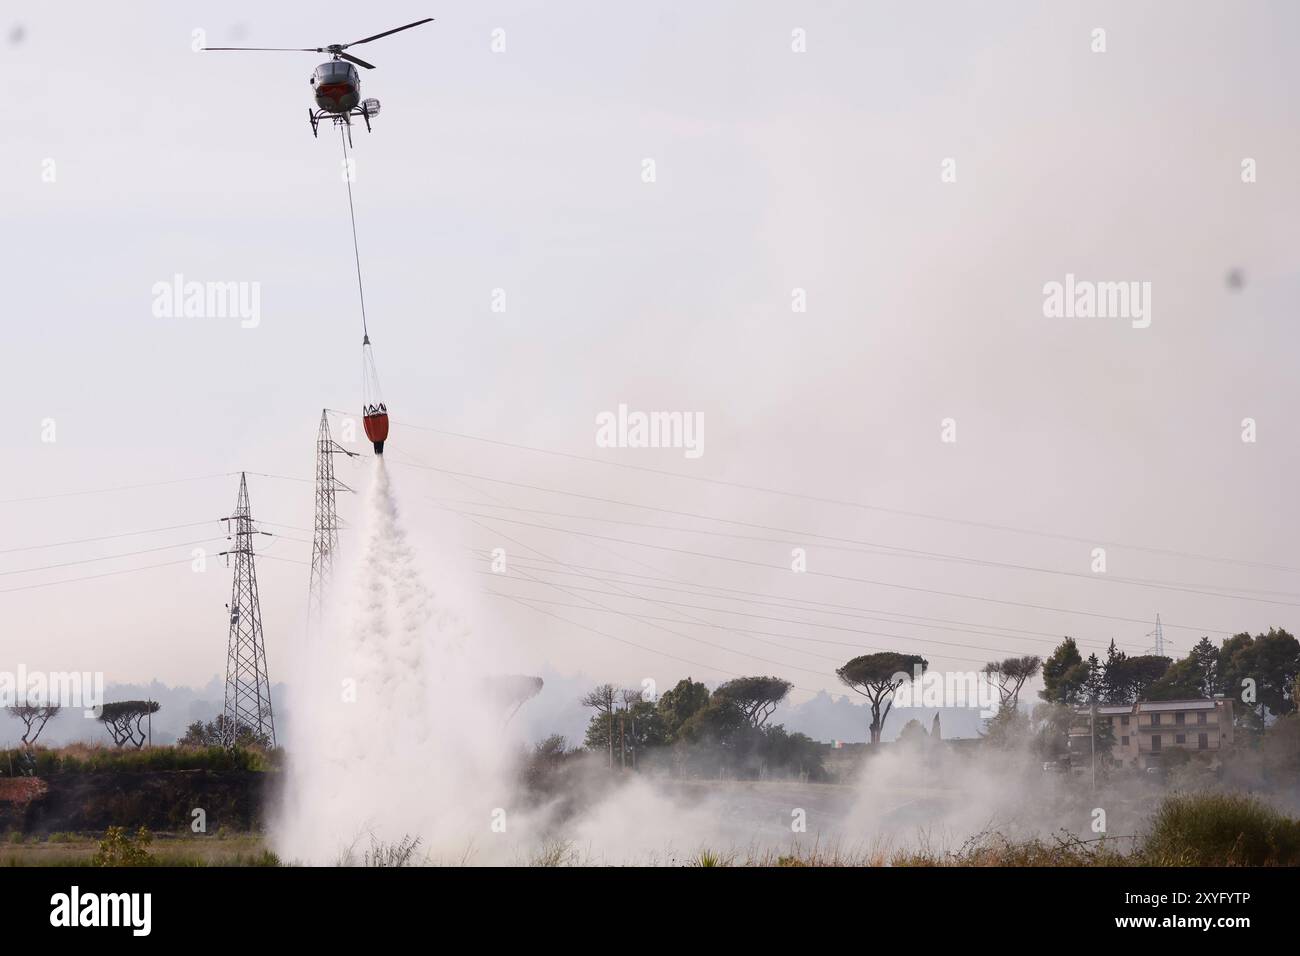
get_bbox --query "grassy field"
[0,831,277,867]
[3,792,1296,866]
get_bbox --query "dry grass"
[1,792,1292,867]
[0,831,276,867]
[1,742,276,774]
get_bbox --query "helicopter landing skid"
[309,106,376,145]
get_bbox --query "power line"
[460,510,836,679]
[484,589,847,663]
[406,452,1244,659]
[468,553,1143,654]
[445,507,1237,635]
[0,558,196,594]
[250,520,313,532]
[0,470,314,506]
[0,473,231,505]
[468,549,1096,640]
[443,468,853,676]
[484,576,1090,662]
[497,593,824,696]
[476,512,837,695]
[0,548,310,595]
[438,496,1300,604]
[372,418,1297,575]
[458,476,1092,684]
[391,458,1279,620]
[0,537,229,578]
[0,518,310,555]
[242,472,315,485]
[499,577,847,666]
[483,590,999,667]
[0,527,308,577]
[259,554,311,567]
[0,521,216,555]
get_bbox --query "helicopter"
[204,18,434,141]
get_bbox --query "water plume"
[275,459,509,864]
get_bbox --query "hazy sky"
[3,1,1298,712]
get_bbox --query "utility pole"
[220,473,276,747]
[1090,701,1097,792]
[629,707,637,770]
[307,410,356,628]
[617,688,638,771]
[607,701,613,771]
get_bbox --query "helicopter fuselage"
[203,16,430,136]
[310,60,360,114]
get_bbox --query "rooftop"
[1073,698,1225,716]
[1137,700,1218,712]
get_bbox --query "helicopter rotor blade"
[342,17,434,49]
[202,46,323,53]
[338,52,378,70]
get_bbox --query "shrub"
[336,834,423,867]
[2,743,278,775]
[528,839,575,867]
[690,849,732,867]
[1142,792,1300,866]
[91,826,154,867]
[893,831,1131,867]
[362,835,421,867]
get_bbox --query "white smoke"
[273,460,1147,865]
[273,459,782,864]
[275,460,512,864]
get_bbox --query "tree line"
[1038,628,1299,728]
[2,700,275,751]
[572,626,1299,770]
[575,676,827,779]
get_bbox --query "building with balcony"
[1068,697,1234,771]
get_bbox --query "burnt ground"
[0,770,274,835]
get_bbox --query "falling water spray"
[275,459,512,864]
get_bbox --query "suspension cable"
[340,124,368,341]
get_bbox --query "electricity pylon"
[220,472,276,747]
[307,409,355,627]
[1145,613,1167,657]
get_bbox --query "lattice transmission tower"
[1148,613,1165,657]
[307,409,356,626]
[220,472,276,746]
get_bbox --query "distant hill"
[772,690,989,743]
